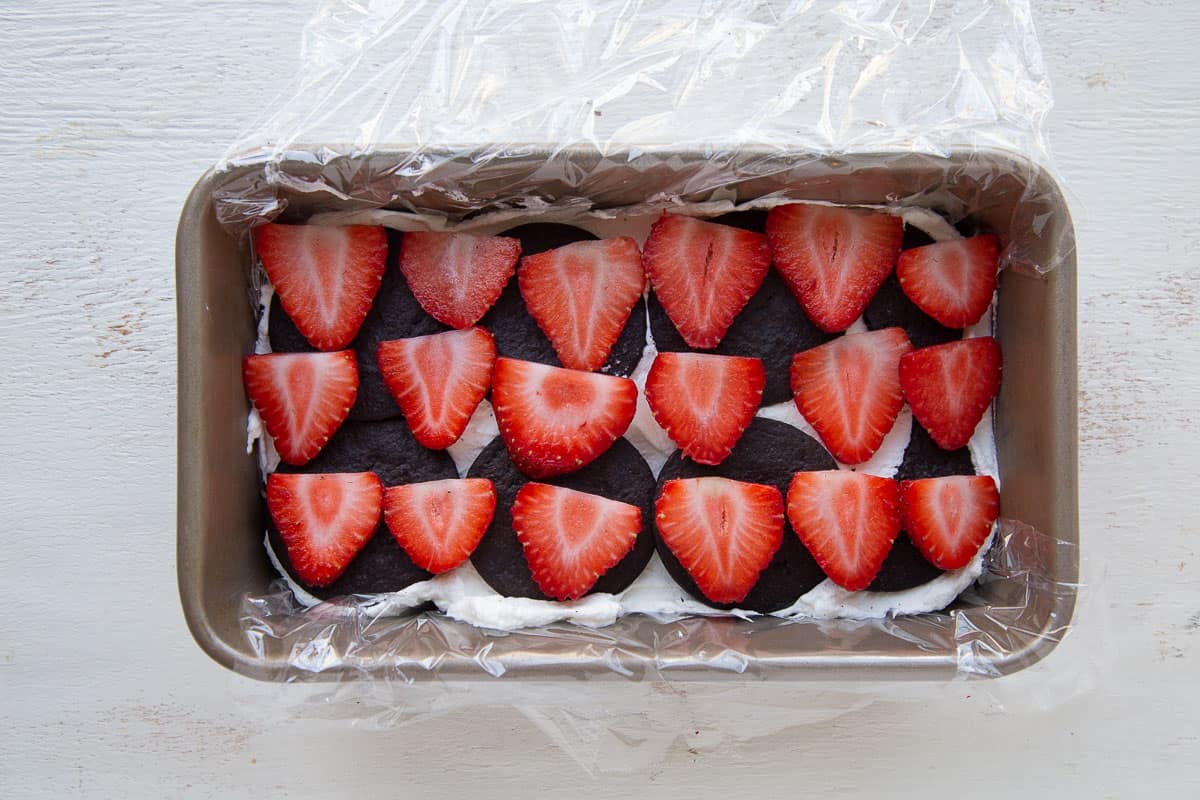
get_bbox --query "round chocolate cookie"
[266,518,431,602]
[466,435,657,600]
[482,223,648,377]
[868,420,978,592]
[648,211,834,405]
[267,418,459,598]
[268,229,450,422]
[654,417,836,612]
[863,272,961,349]
[275,418,458,487]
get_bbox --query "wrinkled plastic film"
[211,0,1089,695]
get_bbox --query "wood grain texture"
[2,0,1199,797]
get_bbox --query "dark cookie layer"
[484,223,647,377]
[267,418,457,598]
[867,533,945,592]
[276,418,459,487]
[648,211,835,405]
[654,418,836,612]
[467,436,657,600]
[868,419,979,592]
[268,229,449,421]
[267,519,431,601]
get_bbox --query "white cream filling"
[249,201,1001,630]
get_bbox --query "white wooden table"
[3,1,1198,796]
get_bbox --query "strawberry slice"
[786,470,901,591]
[511,482,642,600]
[642,213,771,348]
[899,337,1002,451]
[789,327,913,464]
[242,351,358,466]
[376,327,496,449]
[491,357,637,478]
[655,477,784,604]
[399,231,521,329]
[382,478,496,573]
[253,224,388,351]
[765,204,903,332]
[266,471,383,587]
[896,234,1000,328]
[518,237,646,371]
[645,352,765,465]
[900,475,999,570]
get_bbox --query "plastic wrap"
[201,0,1093,705]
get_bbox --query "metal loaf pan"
[177,149,1078,681]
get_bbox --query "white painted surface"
[0,1,1197,797]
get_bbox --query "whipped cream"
[249,201,1000,630]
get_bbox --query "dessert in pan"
[243,200,1003,625]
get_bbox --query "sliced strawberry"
[899,337,1002,451]
[655,477,784,604]
[900,475,999,570]
[765,204,903,332]
[382,478,496,573]
[789,327,913,464]
[253,224,388,351]
[645,352,765,465]
[376,327,496,449]
[242,351,358,466]
[399,231,521,328]
[642,213,771,348]
[786,470,901,591]
[518,237,646,371]
[491,357,637,478]
[512,482,641,600]
[896,234,1000,328]
[266,471,383,587]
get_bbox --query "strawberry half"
[765,204,903,332]
[376,327,496,449]
[896,234,1000,328]
[645,352,765,465]
[512,482,642,600]
[899,336,1002,451]
[242,351,358,466]
[253,224,388,351]
[786,470,901,591]
[518,237,646,371]
[266,471,383,587]
[655,477,784,604]
[642,213,771,348]
[900,475,999,570]
[789,327,913,464]
[399,231,521,329]
[382,478,496,573]
[491,357,637,478]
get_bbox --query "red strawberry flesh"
[518,237,646,371]
[896,234,1000,328]
[253,224,388,351]
[512,482,641,600]
[786,470,901,591]
[243,350,358,466]
[899,336,1002,451]
[267,471,383,587]
[399,231,520,328]
[376,327,496,449]
[655,476,784,604]
[382,478,496,574]
[645,352,765,465]
[643,213,771,348]
[765,204,903,333]
[900,475,999,570]
[789,327,913,464]
[492,357,637,478]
